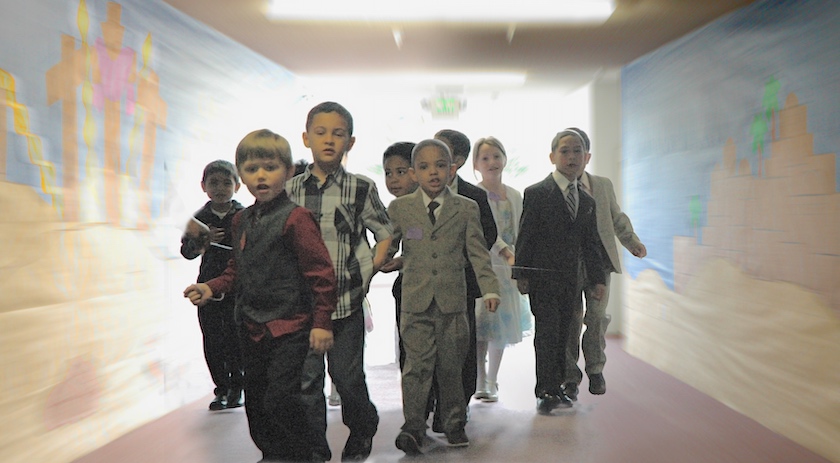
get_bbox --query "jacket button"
[432,253,437,258]
[432,270,438,275]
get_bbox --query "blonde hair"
[472,136,507,170]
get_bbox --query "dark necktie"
[566,183,578,220]
[428,201,439,225]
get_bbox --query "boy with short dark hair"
[180,159,245,411]
[287,101,393,462]
[432,129,497,427]
[387,138,500,455]
[513,128,607,415]
[379,141,418,370]
[184,129,337,462]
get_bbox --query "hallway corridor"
[72,336,830,463]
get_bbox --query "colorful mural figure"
[44,0,166,226]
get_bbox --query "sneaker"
[589,373,606,395]
[395,431,423,455]
[208,392,226,411]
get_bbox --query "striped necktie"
[566,183,578,220]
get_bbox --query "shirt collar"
[579,171,592,194]
[420,187,449,208]
[552,170,576,191]
[303,163,346,188]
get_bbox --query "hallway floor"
[72,335,831,463]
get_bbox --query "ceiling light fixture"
[266,0,615,24]
[297,72,527,89]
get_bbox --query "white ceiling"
[162,0,757,92]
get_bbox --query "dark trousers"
[393,274,407,370]
[530,282,583,396]
[242,329,313,461]
[198,299,243,395]
[301,308,379,459]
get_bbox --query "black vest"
[233,195,312,324]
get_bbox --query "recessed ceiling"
[162,0,757,91]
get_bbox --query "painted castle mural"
[675,92,840,314]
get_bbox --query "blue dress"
[475,188,532,346]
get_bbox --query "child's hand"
[310,328,334,354]
[500,248,515,267]
[184,283,213,306]
[589,283,607,301]
[208,226,225,244]
[485,297,500,313]
[630,243,647,258]
[379,257,404,273]
[516,279,530,294]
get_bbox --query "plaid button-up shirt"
[287,164,392,319]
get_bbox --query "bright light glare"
[298,72,527,90]
[266,0,615,24]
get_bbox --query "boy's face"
[383,156,417,198]
[550,135,586,181]
[238,157,292,203]
[475,143,506,182]
[410,146,456,199]
[201,171,239,204]
[303,111,355,171]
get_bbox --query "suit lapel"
[435,193,460,229]
[543,175,575,224]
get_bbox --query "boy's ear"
[302,131,311,148]
[201,181,208,193]
[448,163,458,182]
[409,167,417,184]
[234,181,241,193]
[286,166,296,181]
[346,135,356,153]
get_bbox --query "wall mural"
[0,1,301,462]
[621,0,840,461]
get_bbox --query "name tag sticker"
[406,227,423,240]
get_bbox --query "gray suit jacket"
[583,172,642,274]
[388,188,499,314]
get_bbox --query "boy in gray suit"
[384,139,500,455]
[562,128,646,400]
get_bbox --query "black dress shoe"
[536,392,561,415]
[395,431,423,456]
[341,432,373,461]
[209,393,227,411]
[562,382,579,401]
[226,388,244,408]
[589,373,606,395]
[446,429,469,447]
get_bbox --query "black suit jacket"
[513,174,606,290]
[455,176,498,300]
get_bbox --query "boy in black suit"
[513,128,607,415]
